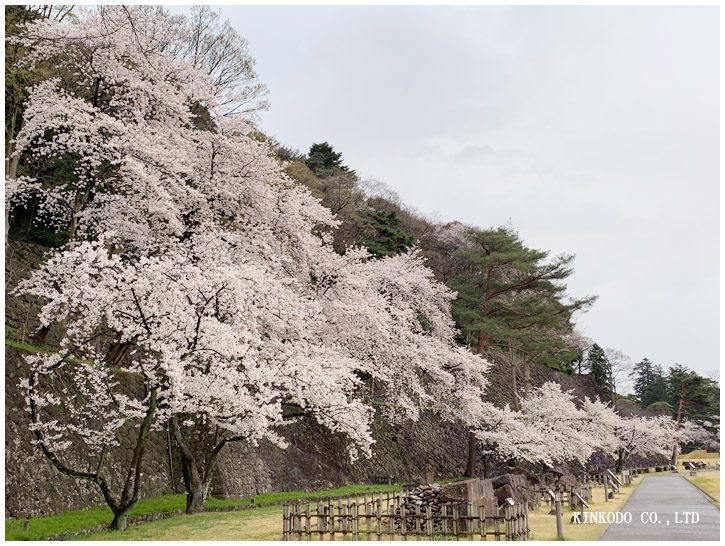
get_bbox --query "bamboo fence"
[282,492,529,541]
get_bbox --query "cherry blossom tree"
[475,383,611,468]
[20,351,155,531]
[314,249,490,425]
[613,414,676,471]
[17,234,380,515]
[580,396,621,458]
[9,6,490,522]
[18,223,489,520]
[473,381,676,473]
[473,383,630,472]
[678,420,720,452]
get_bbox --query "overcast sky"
[172,5,719,386]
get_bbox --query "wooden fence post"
[389,499,394,539]
[478,505,486,540]
[400,504,408,541]
[492,505,499,540]
[555,496,563,539]
[283,504,290,541]
[376,497,382,541]
[464,503,471,540]
[504,503,511,540]
[604,475,609,502]
[453,507,460,540]
[327,500,334,541]
[518,503,524,539]
[292,503,299,540]
[353,502,360,541]
[304,502,311,541]
[341,502,348,541]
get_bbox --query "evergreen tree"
[666,364,720,425]
[586,343,612,397]
[629,358,668,408]
[448,226,595,361]
[647,365,668,407]
[306,142,352,177]
[355,209,415,258]
[666,364,720,460]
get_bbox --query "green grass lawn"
[79,506,285,541]
[5,484,404,541]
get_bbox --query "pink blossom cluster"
[475,382,680,466]
[10,6,490,465]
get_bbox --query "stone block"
[440,479,479,502]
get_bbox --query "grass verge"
[528,474,645,541]
[684,471,720,509]
[79,506,285,541]
[5,484,403,541]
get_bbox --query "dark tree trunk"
[107,340,132,367]
[464,431,477,478]
[110,509,131,531]
[170,417,222,514]
[672,384,685,463]
[616,449,624,473]
[186,481,206,513]
[509,344,519,410]
[182,459,215,514]
[476,329,486,355]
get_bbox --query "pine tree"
[355,209,415,258]
[667,365,719,424]
[630,359,669,409]
[646,365,668,407]
[448,226,595,361]
[666,364,720,460]
[306,142,352,177]
[586,344,612,397]
[630,358,654,406]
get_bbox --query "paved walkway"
[598,473,719,541]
